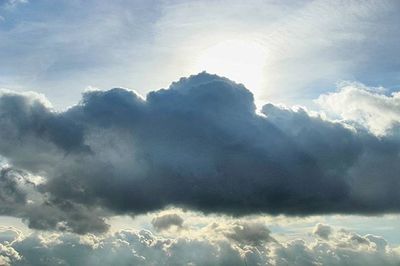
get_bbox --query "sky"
[0,0,400,265]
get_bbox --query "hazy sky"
[1,0,400,108]
[1,1,400,265]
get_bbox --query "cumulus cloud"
[0,222,399,266]
[0,72,399,233]
[0,165,109,234]
[317,83,400,135]
[0,168,27,212]
[152,214,184,231]
[222,221,275,246]
[313,223,332,240]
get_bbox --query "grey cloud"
[366,234,388,253]
[152,213,184,231]
[313,223,332,240]
[21,200,110,234]
[0,167,27,212]
[223,222,275,246]
[0,165,108,234]
[0,73,399,233]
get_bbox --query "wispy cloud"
[1,0,400,107]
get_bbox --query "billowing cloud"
[0,165,109,234]
[0,222,399,266]
[317,83,400,136]
[152,213,184,231]
[313,223,332,240]
[0,72,399,234]
[222,221,275,246]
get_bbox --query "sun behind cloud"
[194,39,268,96]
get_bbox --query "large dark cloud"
[0,72,399,233]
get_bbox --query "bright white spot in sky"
[195,39,268,96]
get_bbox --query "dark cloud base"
[0,72,399,233]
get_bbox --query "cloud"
[0,165,109,234]
[221,221,275,246]
[151,214,184,231]
[0,73,399,233]
[0,0,159,108]
[271,223,400,266]
[313,223,332,240]
[0,223,399,266]
[0,167,27,211]
[156,0,400,104]
[0,0,28,9]
[2,0,400,109]
[317,83,400,136]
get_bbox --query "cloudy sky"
[1,0,400,265]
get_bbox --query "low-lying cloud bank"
[0,72,399,233]
[0,221,399,266]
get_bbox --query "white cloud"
[1,0,28,10]
[317,83,400,135]
[0,222,399,266]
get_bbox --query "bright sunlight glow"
[195,39,268,96]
